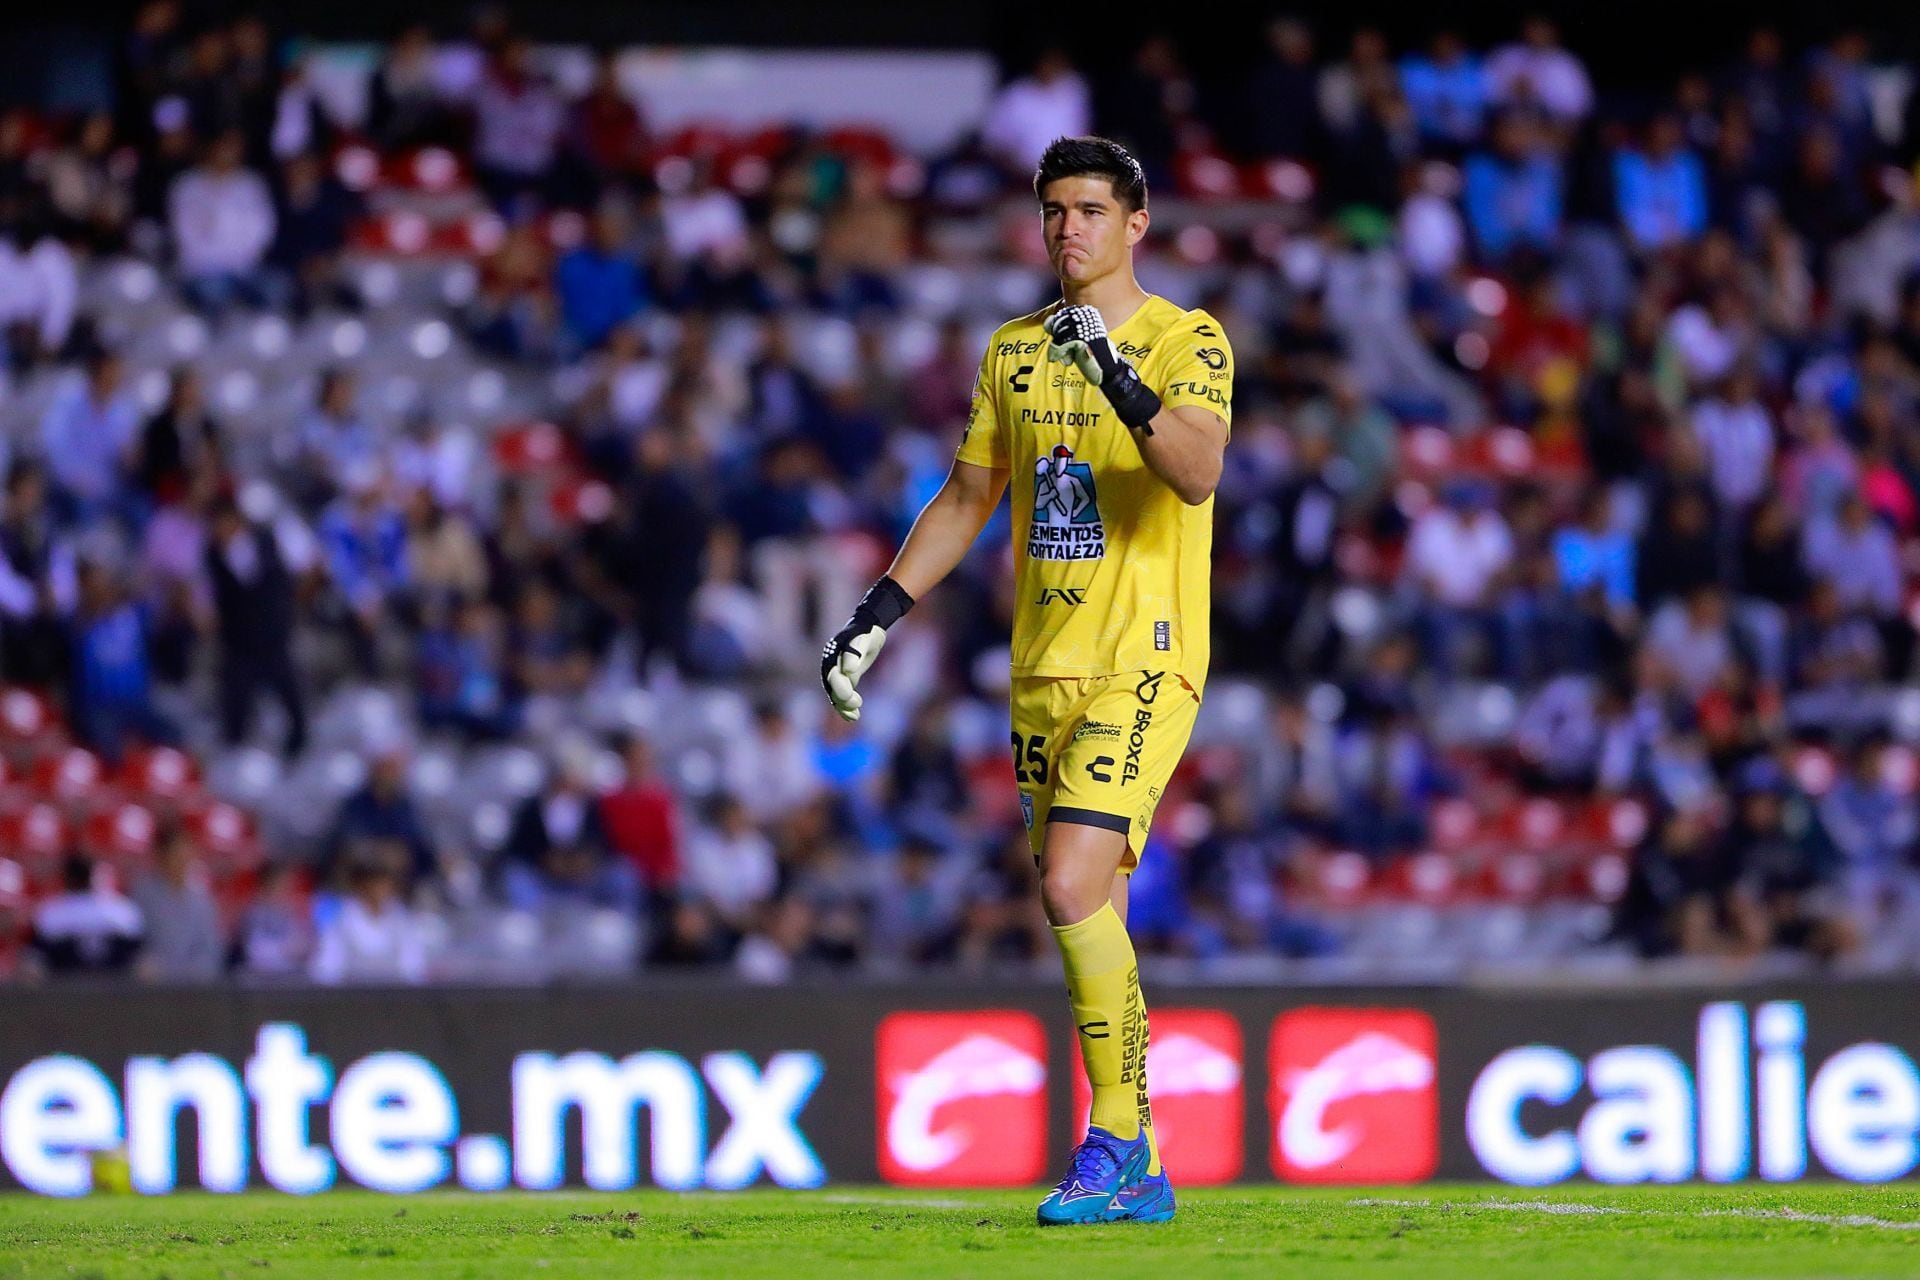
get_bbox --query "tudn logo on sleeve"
[1072,1009,1246,1184]
[1029,446,1105,562]
[1270,1008,1438,1183]
[877,1012,1048,1186]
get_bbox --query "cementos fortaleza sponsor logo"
[1270,1008,1439,1183]
[876,1011,1047,1186]
[1072,1009,1244,1184]
[0,1024,824,1197]
[1469,1000,1920,1185]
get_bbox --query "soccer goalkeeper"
[821,136,1232,1225]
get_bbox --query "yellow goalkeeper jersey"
[955,294,1233,695]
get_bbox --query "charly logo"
[1029,446,1105,562]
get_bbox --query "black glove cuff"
[1104,365,1163,431]
[857,575,915,630]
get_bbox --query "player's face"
[1040,177,1146,284]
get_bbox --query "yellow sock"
[1051,901,1160,1174]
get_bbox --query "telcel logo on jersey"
[1469,1001,1920,1185]
[876,1012,1047,1186]
[1029,446,1105,562]
[1270,1008,1438,1183]
[1072,1009,1245,1184]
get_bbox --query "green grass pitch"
[4,1184,1920,1278]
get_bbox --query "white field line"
[1349,1197,1920,1231]
[1703,1208,1920,1232]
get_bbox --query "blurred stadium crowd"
[5,9,1920,983]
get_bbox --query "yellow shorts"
[1009,669,1201,868]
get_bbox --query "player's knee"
[1039,861,1105,927]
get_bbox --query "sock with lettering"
[1051,901,1160,1175]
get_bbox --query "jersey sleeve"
[1154,309,1234,432]
[954,340,1009,468]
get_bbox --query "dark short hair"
[61,853,92,894]
[1033,136,1148,213]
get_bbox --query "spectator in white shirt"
[1644,585,1738,699]
[684,793,779,928]
[0,221,79,368]
[28,854,143,976]
[982,51,1092,173]
[1690,367,1774,515]
[725,698,824,824]
[1804,494,1903,620]
[168,129,282,320]
[309,859,429,985]
[1486,17,1593,123]
[1404,481,1515,676]
[472,37,565,213]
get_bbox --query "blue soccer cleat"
[1105,1167,1176,1223]
[1036,1126,1157,1227]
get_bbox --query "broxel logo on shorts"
[1270,1008,1438,1183]
[1072,1009,1245,1184]
[877,1012,1047,1186]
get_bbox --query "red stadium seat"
[185,801,263,873]
[2,803,69,884]
[1571,851,1631,904]
[821,126,896,170]
[32,746,106,805]
[1382,851,1461,906]
[1173,150,1241,200]
[117,746,201,801]
[1479,851,1549,904]
[1244,159,1316,203]
[1429,798,1478,852]
[1302,850,1373,909]
[494,421,578,473]
[83,802,157,863]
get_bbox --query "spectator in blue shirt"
[554,205,646,354]
[1552,490,1637,610]
[40,348,139,529]
[1820,736,1920,927]
[68,558,177,761]
[1614,114,1709,253]
[290,368,379,508]
[318,464,409,676]
[1463,114,1563,261]
[1399,31,1489,152]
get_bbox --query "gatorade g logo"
[1028,446,1105,562]
[1270,1008,1438,1183]
[1072,1010,1245,1184]
[877,1012,1047,1186]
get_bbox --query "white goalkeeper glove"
[820,576,914,722]
[1043,304,1163,431]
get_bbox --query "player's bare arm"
[886,458,1009,599]
[820,457,1007,721]
[1130,403,1227,505]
